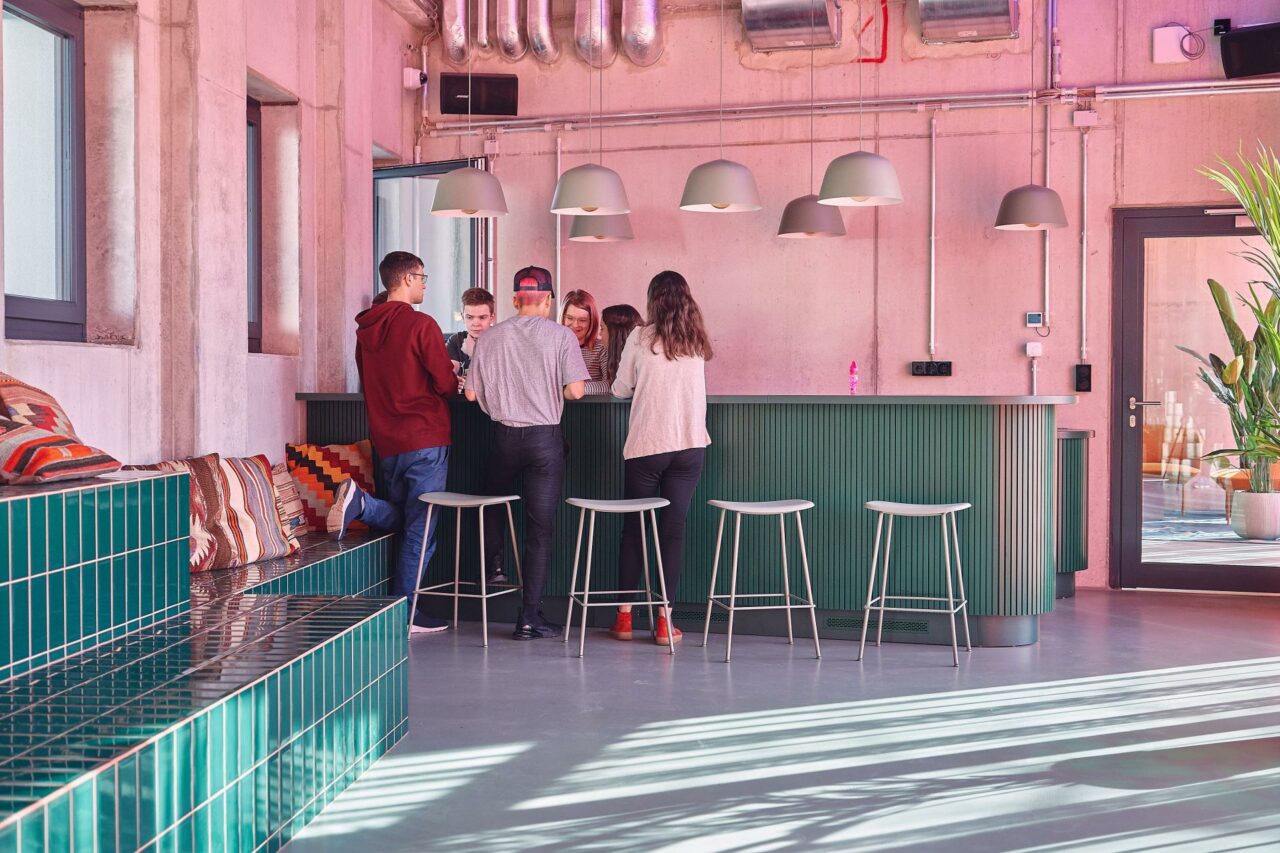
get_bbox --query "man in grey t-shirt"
[467,266,589,639]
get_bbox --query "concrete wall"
[417,0,1280,588]
[0,0,424,465]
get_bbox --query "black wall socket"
[1214,18,1232,36]
[911,360,953,377]
[1074,363,1092,392]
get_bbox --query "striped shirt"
[581,339,606,381]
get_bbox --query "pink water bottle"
[849,360,858,396]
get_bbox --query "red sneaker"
[609,611,633,641]
[655,615,683,646]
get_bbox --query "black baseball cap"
[514,266,554,294]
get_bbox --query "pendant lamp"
[569,212,634,242]
[994,0,1066,230]
[551,0,630,216]
[680,0,761,212]
[779,12,844,238]
[432,44,508,217]
[819,0,901,207]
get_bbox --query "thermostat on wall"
[1025,311,1044,328]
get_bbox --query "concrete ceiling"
[383,0,434,29]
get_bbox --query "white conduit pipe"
[928,112,938,358]
[555,136,563,292]
[1080,126,1089,362]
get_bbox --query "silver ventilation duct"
[497,0,529,60]
[621,0,663,66]
[575,0,618,67]
[741,0,840,52]
[918,0,1019,45]
[442,0,469,63]
[528,0,561,63]
[475,0,492,51]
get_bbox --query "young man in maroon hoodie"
[329,251,457,634]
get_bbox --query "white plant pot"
[1230,491,1280,540]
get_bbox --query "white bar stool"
[701,499,822,663]
[410,492,523,646]
[563,497,674,658]
[858,500,973,666]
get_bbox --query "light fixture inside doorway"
[818,0,901,207]
[432,45,508,217]
[994,0,1066,230]
[551,0,630,215]
[779,7,845,239]
[569,213,635,241]
[679,0,761,212]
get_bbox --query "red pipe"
[855,0,889,63]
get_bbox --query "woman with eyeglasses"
[561,289,606,383]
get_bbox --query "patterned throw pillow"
[126,454,224,572]
[217,455,300,564]
[0,372,79,439]
[0,418,120,484]
[286,441,376,532]
[271,461,308,532]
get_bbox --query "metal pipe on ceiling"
[621,0,664,66]
[476,0,492,51]
[576,0,619,67]
[497,0,528,60]
[528,0,561,63]
[441,0,469,64]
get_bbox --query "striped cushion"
[0,372,79,438]
[286,441,376,532]
[217,455,300,565]
[0,419,119,484]
[271,461,308,532]
[126,454,224,572]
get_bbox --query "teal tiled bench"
[0,473,190,682]
[0,594,407,852]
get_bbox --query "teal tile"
[208,794,226,853]
[140,479,155,548]
[96,488,111,560]
[28,575,47,661]
[175,813,195,853]
[192,713,209,806]
[118,752,139,852]
[19,809,43,853]
[80,561,97,640]
[0,502,9,584]
[166,477,180,542]
[156,732,174,830]
[79,491,96,563]
[125,481,140,552]
[191,801,208,853]
[47,570,66,653]
[207,704,225,795]
[112,557,127,623]
[48,494,65,571]
[0,821,16,853]
[111,485,127,555]
[154,477,169,548]
[27,496,47,579]
[139,740,158,846]
[11,499,29,581]
[0,585,9,668]
[140,548,155,620]
[237,777,254,853]
[175,723,192,818]
[70,780,95,853]
[97,767,116,852]
[48,792,71,851]
[177,476,190,540]
[96,561,112,639]
[63,491,80,568]
[127,551,141,622]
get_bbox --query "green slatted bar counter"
[1055,429,1092,599]
[301,394,1077,646]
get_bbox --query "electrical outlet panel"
[1214,18,1232,36]
[1025,342,1044,357]
[1074,364,1092,392]
[910,361,953,377]
[1153,25,1192,64]
[1072,110,1099,127]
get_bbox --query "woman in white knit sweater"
[609,271,712,646]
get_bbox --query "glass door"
[372,159,492,334]
[1114,207,1279,591]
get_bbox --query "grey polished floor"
[287,591,1280,852]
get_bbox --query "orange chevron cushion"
[0,418,119,484]
[285,441,376,532]
[0,371,79,438]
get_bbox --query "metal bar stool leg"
[857,512,884,661]
[578,511,598,658]
[940,515,959,667]
[565,507,586,644]
[778,515,794,645]
[478,508,489,647]
[640,508,656,636]
[875,516,895,647]
[408,505,435,635]
[505,502,524,587]
[724,513,743,663]
[452,509,462,629]
[702,509,727,648]
[794,511,821,659]
[950,512,972,652]
[649,509,676,657]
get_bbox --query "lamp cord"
[857,0,864,151]
[809,0,815,192]
[718,0,725,159]
[1028,0,1035,185]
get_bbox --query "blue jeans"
[358,446,450,607]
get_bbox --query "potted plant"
[1184,146,1280,539]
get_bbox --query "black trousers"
[618,447,706,605]
[484,424,565,621]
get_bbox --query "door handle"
[1129,397,1162,411]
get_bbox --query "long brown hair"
[561,289,601,347]
[601,304,643,382]
[646,271,712,361]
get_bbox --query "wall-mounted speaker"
[440,74,519,116]
[1221,22,1280,79]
